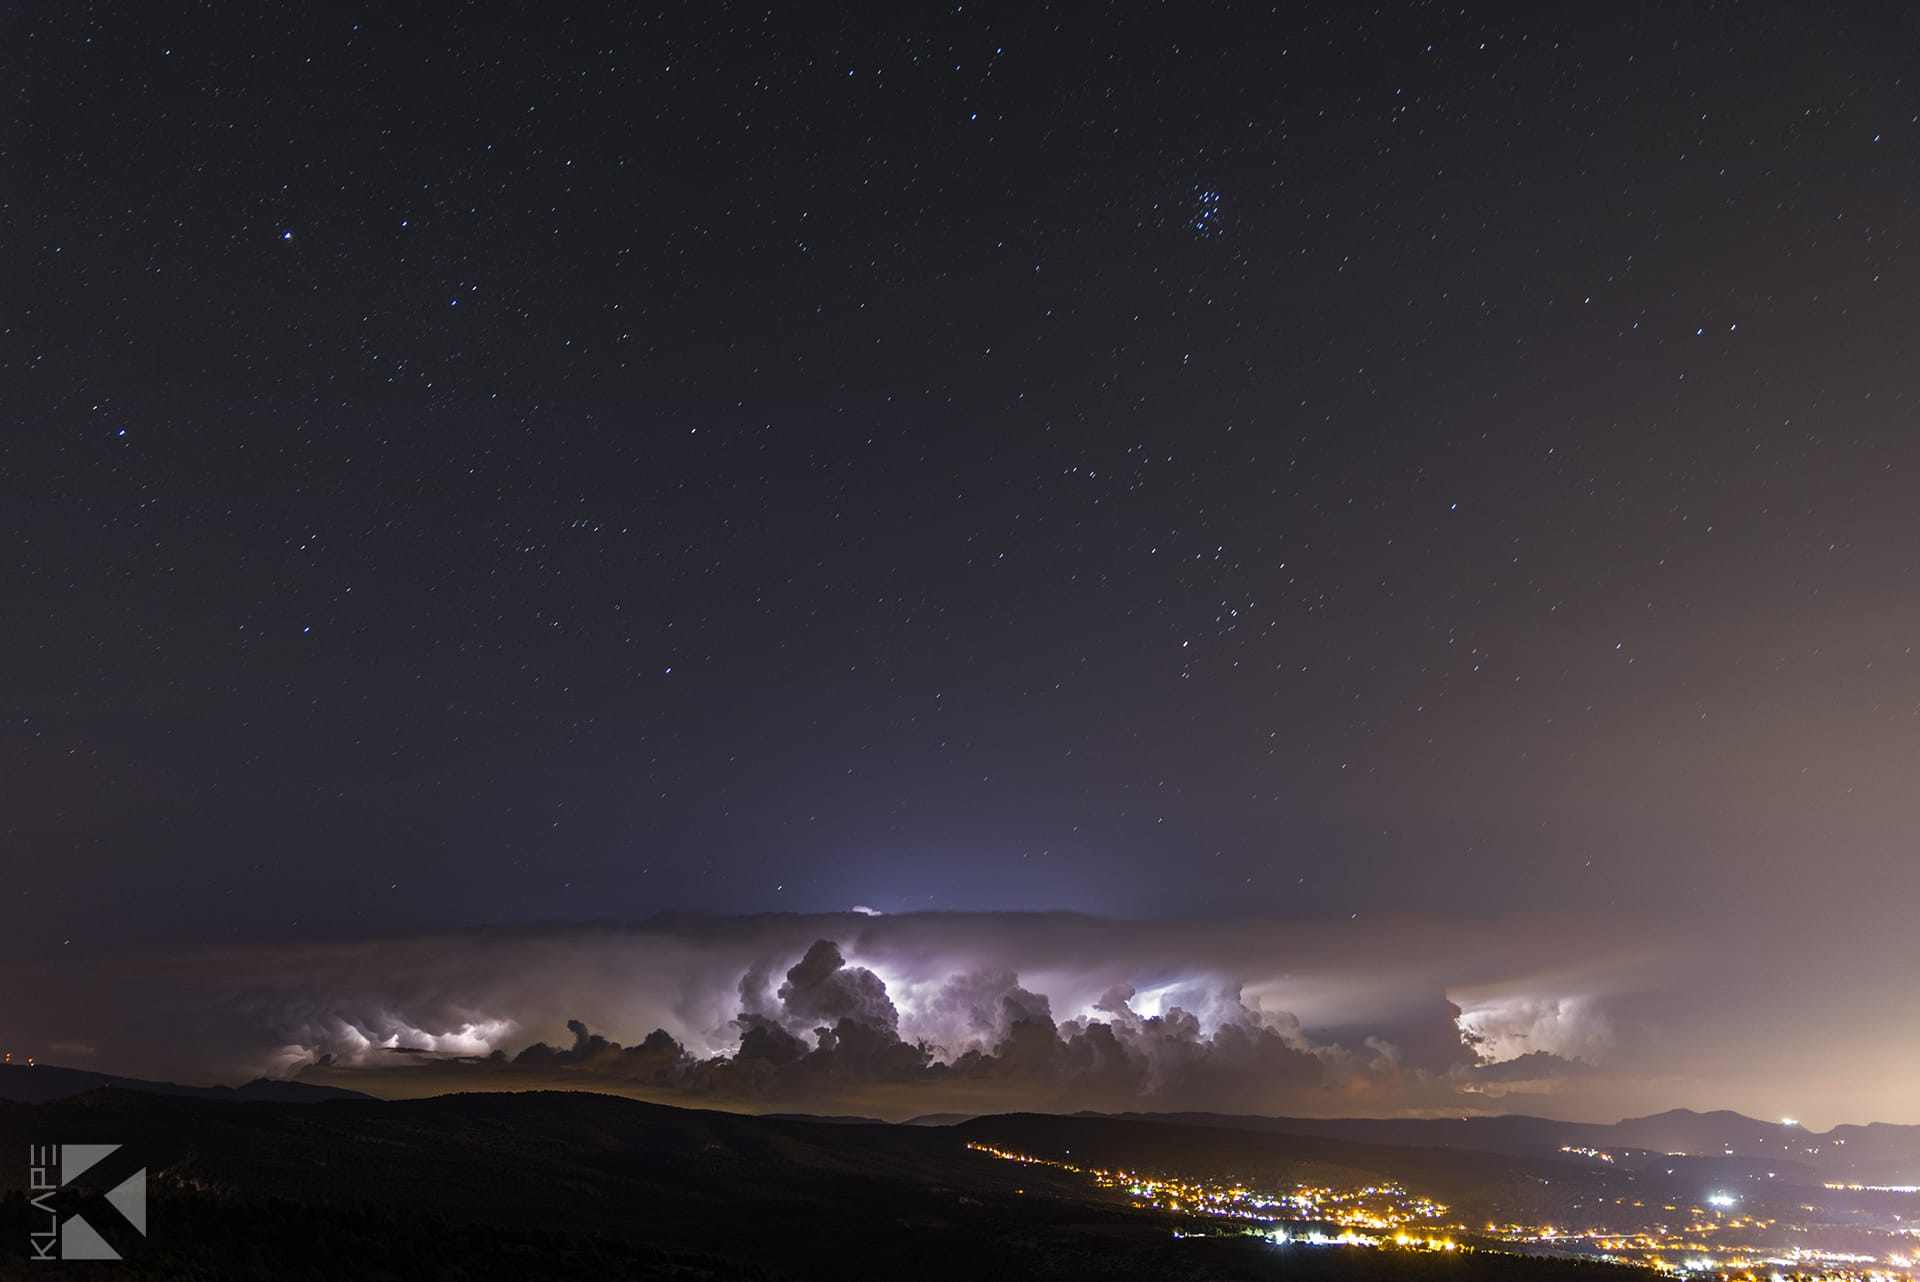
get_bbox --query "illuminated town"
[966,1142,1920,1282]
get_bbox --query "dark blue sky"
[7,0,1920,959]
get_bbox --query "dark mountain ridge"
[1096,1107,1920,1184]
[0,1087,1674,1281]
[0,1062,371,1104]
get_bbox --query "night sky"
[6,3,1920,1123]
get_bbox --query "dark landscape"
[5,1068,1918,1280]
[0,1082,1649,1281]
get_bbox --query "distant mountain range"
[1094,1108,1920,1186]
[4,1063,1913,1184]
[0,1063,371,1104]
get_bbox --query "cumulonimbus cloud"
[2,910,1670,1120]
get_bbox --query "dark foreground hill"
[0,1063,371,1104]
[0,1088,1668,1282]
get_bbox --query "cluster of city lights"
[967,1143,1460,1252]
[965,1142,1920,1282]
[1562,1144,1618,1163]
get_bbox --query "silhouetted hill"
[0,1063,371,1104]
[1094,1107,1920,1184]
[0,1088,1674,1282]
[954,1110,1675,1229]
[1105,1111,1589,1158]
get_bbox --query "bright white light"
[295,1015,519,1067]
[1452,993,1613,1064]
[1128,982,1184,1019]
[1707,1193,1737,1208]
[421,1019,516,1056]
[1781,1117,1798,1127]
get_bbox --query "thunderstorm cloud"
[0,910,1740,1120]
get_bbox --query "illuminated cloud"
[1454,994,1614,1066]
[0,909,1698,1120]
[49,910,1920,1126]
